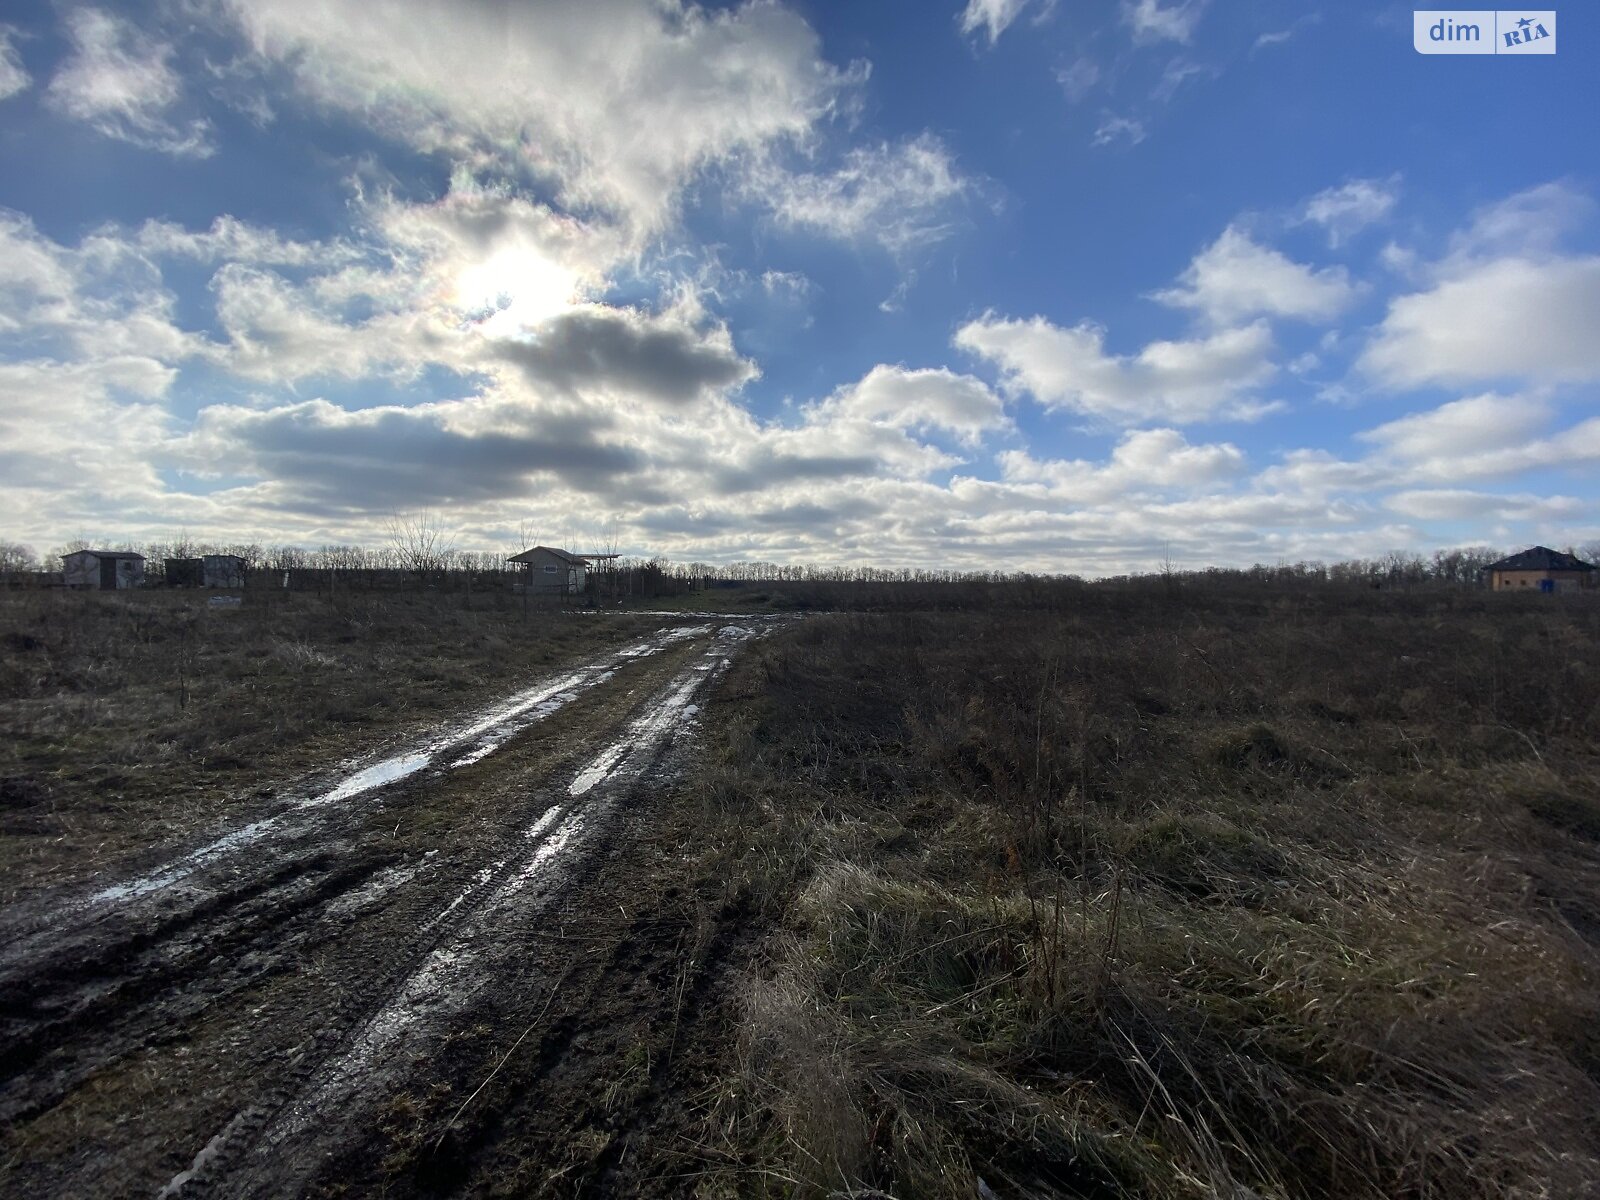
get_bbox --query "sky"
[0,0,1595,573]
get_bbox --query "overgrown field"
[695,584,1600,1199]
[0,588,661,898]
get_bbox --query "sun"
[453,248,583,333]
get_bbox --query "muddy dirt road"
[0,617,782,1198]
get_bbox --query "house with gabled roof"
[1484,546,1595,593]
[507,546,589,594]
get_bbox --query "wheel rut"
[0,617,782,1200]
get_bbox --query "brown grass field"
[0,586,666,898]
[3,577,1598,1198]
[689,580,1600,1198]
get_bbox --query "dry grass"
[0,587,662,897]
[691,584,1600,1199]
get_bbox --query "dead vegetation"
[692,584,1600,1199]
[0,587,661,898]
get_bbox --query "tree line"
[2,537,1598,590]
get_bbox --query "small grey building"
[62,550,145,590]
[507,546,588,594]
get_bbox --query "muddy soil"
[0,617,785,1198]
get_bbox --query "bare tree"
[0,542,38,582]
[386,510,458,584]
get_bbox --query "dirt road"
[0,616,782,1198]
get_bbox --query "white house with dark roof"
[506,546,589,594]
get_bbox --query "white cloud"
[999,427,1245,501]
[210,263,445,384]
[45,9,213,157]
[1122,0,1207,44]
[1385,489,1585,523]
[761,270,814,301]
[0,209,203,364]
[134,216,361,270]
[1056,57,1099,102]
[1361,184,1600,389]
[1152,59,1212,103]
[1448,182,1596,261]
[1093,114,1146,147]
[0,356,176,505]
[212,0,860,238]
[811,365,1010,447]
[1253,450,1390,498]
[1155,226,1357,325]
[959,0,1042,45]
[0,27,29,99]
[1361,255,1600,387]
[1255,393,1600,507]
[1357,393,1553,462]
[753,134,971,254]
[1251,13,1321,55]
[955,313,1279,425]
[1303,177,1399,246]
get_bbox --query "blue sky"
[0,0,1596,571]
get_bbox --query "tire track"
[0,623,714,970]
[169,622,767,1199]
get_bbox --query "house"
[62,550,145,590]
[165,555,248,588]
[1484,546,1596,593]
[507,546,588,594]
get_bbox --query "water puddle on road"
[85,628,710,909]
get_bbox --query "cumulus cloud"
[173,355,1003,524]
[1357,393,1554,463]
[1255,393,1600,511]
[1252,450,1390,498]
[0,356,175,520]
[1361,183,1600,389]
[955,313,1279,425]
[1303,177,1400,246]
[0,209,203,364]
[999,427,1245,502]
[1384,489,1585,523]
[0,27,29,99]
[187,395,642,511]
[487,307,756,406]
[1155,226,1357,325]
[1122,0,1207,44]
[210,263,449,383]
[809,365,1010,447]
[45,8,213,157]
[1360,255,1600,387]
[210,0,858,238]
[753,134,971,255]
